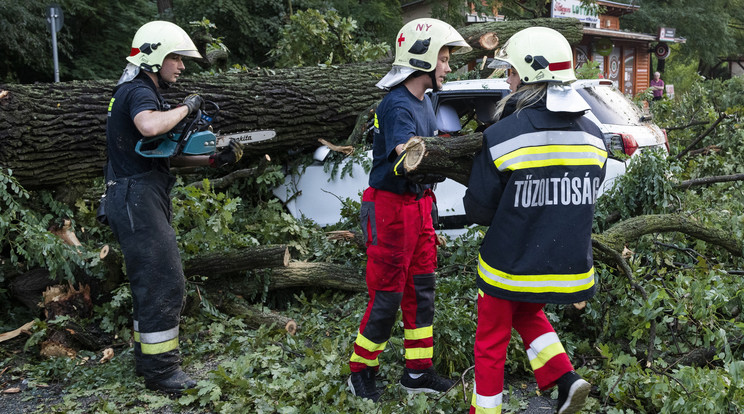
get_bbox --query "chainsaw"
[134,100,276,158]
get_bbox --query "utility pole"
[45,4,64,82]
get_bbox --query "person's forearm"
[134,106,190,137]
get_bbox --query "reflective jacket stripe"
[490,131,607,172]
[478,254,594,294]
[495,144,607,171]
[526,332,566,370]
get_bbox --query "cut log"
[183,245,290,277]
[402,133,483,186]
[0,18,584,191]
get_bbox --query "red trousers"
[470,291,574,413]
[349,188,438,372]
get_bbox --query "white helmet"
[126,21,202,73]
[493,26,576,84]
[494,26,589,113]
[377,18,471,89]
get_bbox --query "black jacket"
[463,99,607,304]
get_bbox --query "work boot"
[348,367,382,402]
[145,369,197,395]
[399,366,455,394]
[556,371,591,414]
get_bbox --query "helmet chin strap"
[156,71,172,90]
[428,71,440,92]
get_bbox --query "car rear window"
[576,86,644,126]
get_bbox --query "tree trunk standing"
[0,18,585,191]
[156,0,173,15]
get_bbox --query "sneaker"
[399,367,455,394]
[145,369,197,395]
[348,367,382,402]
[556,371,591,414]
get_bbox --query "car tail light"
[598,80,613,86]
[662,129,670,152]
[602,133,638,157]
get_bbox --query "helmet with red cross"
[393,18,471,72]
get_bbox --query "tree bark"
[206,261,365,301]
[183,245,291,277]
[0,18,584,191]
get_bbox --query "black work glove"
[182,94,204,116]
[409,173,446,184]
[391,150,408,177]
[209,139,244,168]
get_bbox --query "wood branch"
[219,294,297,335]
[0,18,585,191]
[0,321,36,344]
[594,214,743,258]
[49,219,82,247]
[664,120,709,131]
[676,113,729,160]
[675,173,744,189]
[184,245,290,278]
[187,167,260,189]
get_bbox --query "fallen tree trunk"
[0,18,584,191]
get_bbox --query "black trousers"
[106,170,184,381]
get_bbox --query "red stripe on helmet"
[129,48,140,57]
[548,61,571,71]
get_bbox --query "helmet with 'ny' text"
[126,21,202,73]
[394,18,471,72]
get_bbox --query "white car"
[272,79,668,234]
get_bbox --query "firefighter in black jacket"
[463,27,607,414]
[104,21,242,394]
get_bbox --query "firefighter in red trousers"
[346,18,472,402]
[463,27,607,414]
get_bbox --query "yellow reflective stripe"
[472,391,503,413]
[478,254,594,294]
[354,332,387,353]
[404,326,433,341]
[134,331,140,343]
[140,337,179,355]
[350,352,380,367]
[373,113,379,129]
[393,152,407,176]
[405,346,433,360]
[478,289,485,298]
[494,144,607,171]
[108,97,115,112]
[528,341,566,371]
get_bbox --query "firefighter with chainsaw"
[347,18,471,402]
[102,20,242,394]
[463,27,607,414]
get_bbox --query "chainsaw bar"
[215,130,276,148]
